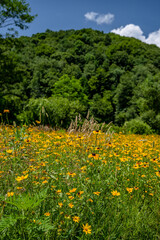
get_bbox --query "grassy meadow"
[0,121,160,239]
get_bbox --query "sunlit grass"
[0,125,160,239]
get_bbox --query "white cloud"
[96,13,114,25]
[111,24,160,48]
[145,29,160,47]
[84,12,98,21]
[111,24,145,41]
[85,12,114,25]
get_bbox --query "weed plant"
[0,121,160,239]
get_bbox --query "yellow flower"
[93,130,101,134]
[111,190,120,196]
[81,166,87,171]
[69,188,77,193]
[58,202,63,208]
[73,216,80,223]
[126,188,133,193]
[133,164,140,169]
[149,193,154,196]
[93,191,100,196]
[77,191,84,197]
[16,174,28,182]
[67,172,76,177]
[68,196,74,200]
[56,189,62,194]
[88,153,99,159]
[155,171,160,177]
[3,109,10,113]
[66,192,71,196]
[35,120,41,124]
[42,180,48,184]
[6,149,13,154]
[68,203,74,208]
[7,192,14,197]
[82,223,91,234]
[44,212,50,216]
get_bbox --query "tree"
[89,91,113,123]
[0,0,36,36]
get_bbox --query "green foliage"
[6,188,48,211]
[53,74,87,102]
[0,28,160,133]
[89,91,113,123]
[0,215,17,238]
[124,118,152,134]
[17,96,86,127]
[0,0,36,37]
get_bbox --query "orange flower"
[149,193,154,196]
[3,109,10,113]
[44,212,50,216]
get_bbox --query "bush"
[16,96,87,128]
[124,118,152,134]
[154,114,160,134]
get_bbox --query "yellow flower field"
[0,125,160,239]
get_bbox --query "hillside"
[1,28,160,133]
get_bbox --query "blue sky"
[13,0,160,47]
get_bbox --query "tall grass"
[0,122,160,239]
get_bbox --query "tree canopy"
[0,0,36,36]
[0,28,160,133]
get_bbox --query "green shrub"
[154,114,160,134]
[124,118,152,134]
[17,96,87,128]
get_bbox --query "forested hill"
[1,28,160,133]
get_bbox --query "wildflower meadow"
[0,120,160,239]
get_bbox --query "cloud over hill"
[111,24,160,47]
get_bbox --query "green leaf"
[5,188,48,211]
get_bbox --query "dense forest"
[1,28,160,133]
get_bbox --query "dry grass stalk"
[68,111,114,140]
